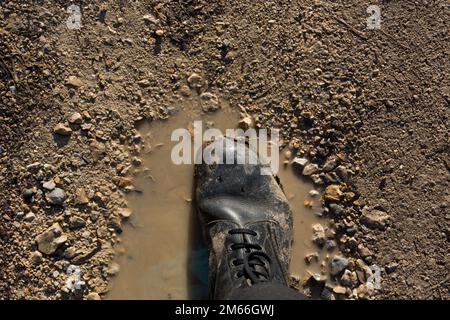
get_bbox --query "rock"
[155,29,164,36]
[238,116,254,131]
[35,223,67,255]
[15,211,25,220]
[340,269,359,287]
[187,73,203,89]
[309,189,320,197]
[69,216,86,229]
[385,262,398,274]
[30,251,43,265]
[292,157,308,170]
[311,224,326,247]
[200,92,221,112]
[324,184,343,202]
[119,208,132,219]
[42,180,56,191]
[106,262,120,275]
[324,239,337,251]
[360,207,390,230]
[53,123,72,136]
[322,157,338,172]
[86,292,101,300]
[357,244,373,258]
[75,188,89,205]
[23,188,35,202]
[24,212,36,222]
[47,188,66,206]
[68,112,83,124]
[302,163,319,176]
[335,165,348,181]
[66,75,83,87]
[142,14,160,26]
[328,203,343,215]
[333,285,347,295]
[305,252,319,264]
[108,218,122,233]
[330,255,349,276]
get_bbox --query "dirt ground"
[0,0,448,299]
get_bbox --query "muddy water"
[107,101,330,299]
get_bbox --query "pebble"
[324,184,343,202]
[53,123,72,136]
[385,262,398,274]
[30,251,43,265]
[86,292,101,300]
[333,285,347,295]
[35,223,67,255]
[119,208,132,219]
[357,244,373,258]
[106,262,120,276]
[24,212,36,222]
[68,112,83,124]
[69,216,86,229]
[42,180,56,191]
[311,224,326,247]
[302,163,319,176]
[340,269,358,287]
[292,157,308,169]
[330,255,349,276]
[47,188,66,206]
[200,92,221,112]
[322,157,338,172]
[75,188,89,205]
[309,189,320,197]
[328,203,343,215]
[324,239,337,251]
[238,116,254,131]
[187,73,203,89]
[335,165,348,181]
[23,188,35,202]
[360,207,390,230]
[305,252,319,264]
[66,75,83,87]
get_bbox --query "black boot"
[194,136,293,299]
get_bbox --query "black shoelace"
[228,228,273,284]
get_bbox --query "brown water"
[107,100,331,299]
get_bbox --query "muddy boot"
[194,136,293,299]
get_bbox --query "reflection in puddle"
[107,100,333,299]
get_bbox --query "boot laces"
[228,228,273,284]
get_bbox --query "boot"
[194,136,293,299]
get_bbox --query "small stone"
[86,292,101,300]
[324,239,337,251]
[305,252,320,264]
[23,188,35,202]
[66,75,83,87]
[292,157,308,170]
[30,251,43,265]
[309,189,320,197]
[335,165,348,181]
[302,163,319,176]
[357,244,373,258]
[15,211,25,219]
[42,180,56,191]
[53,123,72,136]
[119,208,132,219]
[24,212,36,222]
[142,14,159,26]
[311,224,326,247]
[360,207,390,230]
[35,223,67,255]
[322,157,338,172]
[47,188,66,206]
[238,116,254,131]
[68,112,83,124]
[324,184,343,202]
[330,255,349,276]
[155,29,164,36]
[106,262,120,276]
[328,203,343,215]
[340,269,359,287]
[69,216,86,229]
[333,285,347,295]
[385,262,398,274]
[75,188,89,205]
[200,92,221,112]
[187,73,203,89]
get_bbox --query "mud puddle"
[107,100,333,299]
